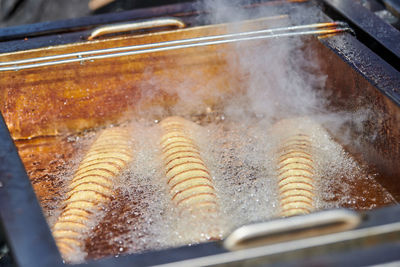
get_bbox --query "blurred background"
[0,0,192,27]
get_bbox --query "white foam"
[46,114,395,264]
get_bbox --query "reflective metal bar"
[224,209,361,250]
[155,220,400,267]
[0,25,351,72]
[0,20,343,67]
[88,17,186,40]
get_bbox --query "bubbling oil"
[40,114,392,262]
[17,110,394,264]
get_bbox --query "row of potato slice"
[52,116,317,261]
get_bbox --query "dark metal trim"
[320,33,400,107]
[0,114,63,267]
[79,206,400,267]
[321,0,400,71]
[83,242,227,267]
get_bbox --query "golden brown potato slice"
[160,116,219,224]
[271,119,316,217]
[52,127,132,261]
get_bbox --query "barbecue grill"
[0,0,400,266]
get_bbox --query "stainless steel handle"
[88,17,186,40]
[224,209,362,250]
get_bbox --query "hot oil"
[194,116,394,233]
[15,133,96,222]
[84,120,224,260]
[196,119,279,230]
[15,110,396,262]
[82,118,398,260]
[84,121,174,259]
[315,141,396,210]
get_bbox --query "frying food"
[271,118,316,217]
[160,116,219,219]
[52,127,133,260]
